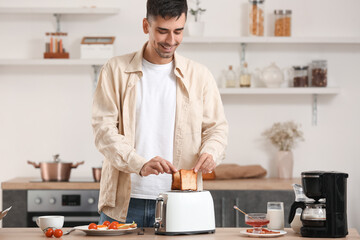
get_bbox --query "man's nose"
[165,32,176,45]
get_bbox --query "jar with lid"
[249,0,265,36]
[293,66,309,87]
[274,10,292,36]
[311,60,327,87]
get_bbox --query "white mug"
[36,216,64,231]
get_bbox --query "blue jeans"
[98,198,156,228]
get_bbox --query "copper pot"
[27,154,84,182]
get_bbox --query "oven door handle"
[32,216,100,222]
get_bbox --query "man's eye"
[174,31,182,35]
[158,30,167,34]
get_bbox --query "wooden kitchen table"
[0,228,359,240]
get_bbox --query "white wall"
[0,0,359,231]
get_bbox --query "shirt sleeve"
[92,63,147,175]
[199,68,229,165]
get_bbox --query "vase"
[276,151,293,179]
[187,21,205,37]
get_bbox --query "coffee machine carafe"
[288,171,348,238]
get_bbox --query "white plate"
[74,225,137,236]
[240,229,287,238]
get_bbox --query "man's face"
[143,13,186,64]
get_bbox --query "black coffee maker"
[288,171,348,238]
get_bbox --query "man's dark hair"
[146,0,188,21]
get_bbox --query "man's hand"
[194,153,216,174]
[140,156,178,177]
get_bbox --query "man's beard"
[155,42,178,59]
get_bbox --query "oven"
[27,190,100,227]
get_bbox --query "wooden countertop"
[1,177,300,190]
[0,228,358,240]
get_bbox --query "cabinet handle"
[221,197,226,227]
[235,198,240,227]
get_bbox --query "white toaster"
[154,190,216,235]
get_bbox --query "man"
[92,0,228,227]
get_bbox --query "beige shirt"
[92,43,228,221]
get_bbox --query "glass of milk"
[267,202,284,230]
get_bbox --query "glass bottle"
[240,62,251,87]
[311,60,327,87]
[226,65,237,88]
[249,0,265,36]
[274,10,292,36]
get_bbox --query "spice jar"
[249,0,265,36]
[311,60,327,87]
[274,10,292,36]
[292,66,309,87]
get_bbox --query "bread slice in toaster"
[180,169,197,191]
[171,171,181,190]
[171,169,197,191]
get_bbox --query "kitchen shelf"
[0,7,120,14]
[0,59,106,66]
[182,36,360,44]
[219,87,340,95]
[0,59,105,91]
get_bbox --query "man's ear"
[143,18,149,34]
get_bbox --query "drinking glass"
[267,202,284,230]
[245,213,269,234]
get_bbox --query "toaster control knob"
[49,198,56,204]
[34,197,42,204]
[88,197,95,204]
[154,222,160,229]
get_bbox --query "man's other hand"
[140,156,178,177]
[194,153,216,174]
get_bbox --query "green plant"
[263,121,304,151]
[189,0,206,22]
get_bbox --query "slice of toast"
[171,169,198,191]
[171,171,181,190]
[180,169,197,191]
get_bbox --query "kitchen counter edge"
[1,177,300,190]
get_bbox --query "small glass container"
[274,10,292,36]
[240,62,251,87]
[44,32,50,53]
[226,65,238,88]
[249,0,265,36]
[293,66,309,87]
[311,60,327,87]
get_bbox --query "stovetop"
[30,178,95,183]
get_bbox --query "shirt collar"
[124,42,187,84]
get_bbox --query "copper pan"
[27,154,84,182]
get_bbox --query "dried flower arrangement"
[263,121,304,151]
[189,0,206,22]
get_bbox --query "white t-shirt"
[130,58,176,200]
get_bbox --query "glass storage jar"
[293,66,309,87]
[311,60,327,87]
[249,0,265,36]
[274,10,292,36]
